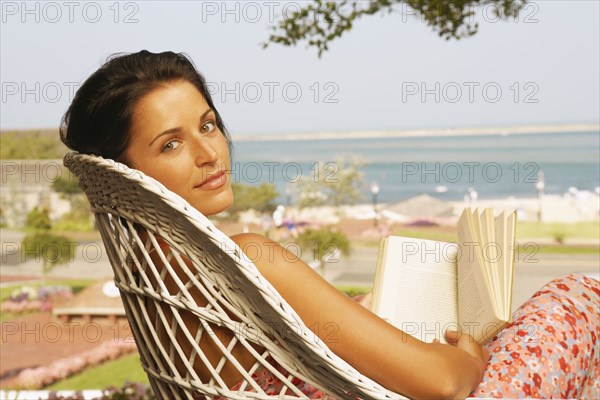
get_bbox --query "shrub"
[53,195,94,232]
[552,230,567,244]
[51,175,81,196]
[101,381,156,400]
[227,182,279,216]
[24,207,51,231]
[297,227,350,274]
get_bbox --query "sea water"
[231,130,600,203]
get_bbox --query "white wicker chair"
[64,152,408,400]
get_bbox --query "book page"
[457,209,501,344]
[493,211,506,317]
[482,208,502,310]
[372,236,459,343]
[500,210,517,319]
[470,208,494,297]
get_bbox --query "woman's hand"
[441,330,490,395]
[445,330,489,362]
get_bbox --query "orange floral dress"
[220,273,599,399]
[472,273,599,399]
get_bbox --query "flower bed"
[15,340,137,389]
[1,285,73,314]
[3,382,156,400]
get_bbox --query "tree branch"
[263,0,528,57]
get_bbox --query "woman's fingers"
[444,330,489,365]
[444,329,461,345]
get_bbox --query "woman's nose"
[193,136,218,166]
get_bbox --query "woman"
[60,50,599,399]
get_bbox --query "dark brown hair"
[60,50,230,161]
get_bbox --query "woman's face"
[123,80,233,216]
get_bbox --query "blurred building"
[1,159,72,228]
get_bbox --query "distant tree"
[0,130,68,159]
[297,227,350,275]
[24,207,52,231]
[296,153,368,209]
[50,174,94,231]
[227,182,280,216]
[53,196,95,232]
[327,153,369,207]
[264,0,528,57]
[22,232,76,285]
[51,175,81,196]
[22,207,77,284]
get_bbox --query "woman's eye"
[201,121,216,133]
[161,140,180,152]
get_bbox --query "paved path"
[2,230,598,311]
[0,313,132,388]
[1,229,114,281]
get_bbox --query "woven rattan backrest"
[64,152,406,400]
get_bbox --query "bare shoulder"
[228,232,359,330]
[229,232,304,266]
[229,232,272,247]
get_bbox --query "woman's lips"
[195,170,226,190]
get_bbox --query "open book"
[370,207,517,345]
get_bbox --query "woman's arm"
[231,233,488,400]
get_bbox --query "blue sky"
[1,0,599,136]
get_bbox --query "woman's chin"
[195,194,234,217]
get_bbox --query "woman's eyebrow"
[149,127,180,147]
[148,109,214,147]
[200,108,215,121]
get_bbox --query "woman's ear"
[115,153,135,169]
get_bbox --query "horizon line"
[231,123,600,141]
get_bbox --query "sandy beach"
[232,123,599,142]
[260,192,600,225]
[449,193,600,223]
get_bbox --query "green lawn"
[517,243,599,255]
[516,221,599,240]
[386,223,599,255]
[46,353,148,390]
[335,285,372,296]
[391,222,599,243]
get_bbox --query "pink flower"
[15,340,137,389]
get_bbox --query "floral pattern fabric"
[472,273,599,399]
[218,273,599,399]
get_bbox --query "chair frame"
[64,152,408,400]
